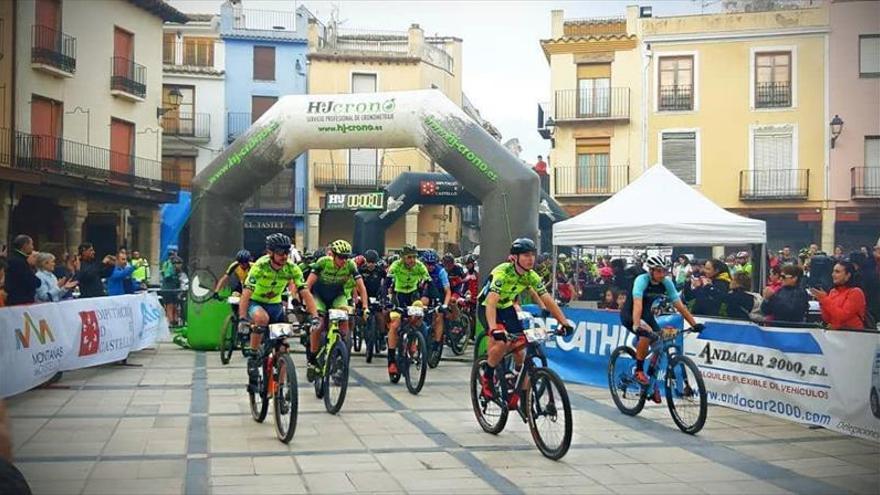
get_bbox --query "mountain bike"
[218,294,243,365]
[247,321,300,443]
[362,297,388,363]
[608,325,707,434]
[470,313,573,460]
[389,305,433,395]
[309,308,350,414]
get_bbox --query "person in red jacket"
[810,260,867,330]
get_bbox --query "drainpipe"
[822,31,832,252]
[641,41,651,172]
[302,55,310,251]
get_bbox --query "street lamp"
[157,87,183,118]
[830,114,844,149]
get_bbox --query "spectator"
[130,249,150,290]
[852,247,879,328]
[672,254,692,289]
[598,287,617,310]
[161,255,188,324]
[615,291,627,308]
[761,265,809,323]
[809,243,819,257]
[833,245,845,261]
[533,155,548,176]
[598,265,614,285]
[733,251,753,276]
[6,235,41,306]
[106,252,136,296]
[685,258,731,316]
[724,254,736,272]
[765,265,783,294]
[779,245,798,266]
[35,253,77,302]
[77,242,114,298]
[0,257,6,307]
[726,272,759,321]
[52,251,72,280]
[811,261,867,330]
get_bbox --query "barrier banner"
[1,293,169,398]
[684,319,880,442]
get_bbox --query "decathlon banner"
[684,319,880,442]
[0,293,169,398]
[522,305,683,388]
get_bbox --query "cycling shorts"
[312,283,349,313]
[247,301,285,324]
[620,311,661,340]
[477,304,524,335]
[422,283,442,303]
[390,291,422,320]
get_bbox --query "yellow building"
[305,21,465,253]
[640,5,830,252]
[539,9,644,216]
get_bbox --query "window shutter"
[754,130,792,170]
[662,132,697,184]
[352,73,377,93]
[251,95,277,123]
[860,36,880,75]
[253,46,275,80]
[866,137,880,169]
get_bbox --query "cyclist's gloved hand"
[557,321,575,337]
[237,320,251,336]
[691,323,705,333]
[361,306,370,319]
[439,304,449,314]
[212,293,223,301]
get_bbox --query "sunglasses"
[271,250,289,256]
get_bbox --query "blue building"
[220,0,314,253]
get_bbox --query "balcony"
[553,165,629,197]
[31,25,76,77]
[233,9,297,32]
[315,29,455,74]
[313,162,412,190]
[6,129,178,201]
[226,112,252,143]
[110,56,146,101]
[851,167,880,198]
[161,113,211,139]
[658,85,693,112]
[551,88,630,122]
[163,39,217,71]
[739,169,809,200]
[755,81,792,108]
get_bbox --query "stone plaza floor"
[6,342,879,494]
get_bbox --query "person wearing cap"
[732,251,753,276]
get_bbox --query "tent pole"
[756,243,767,293]
[552,245,558,300]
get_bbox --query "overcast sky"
[169,0,720,163]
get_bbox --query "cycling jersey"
[478,262,547,309]
[224,261,250,292]
[309,256,362,287]
[426,265,450,291]
[359,264,387,298]
[621,273,680,333]
[444,263,466,294]
[387,259,430,294]
[244,255,306,304]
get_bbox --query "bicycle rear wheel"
[448,314,470,356]
[428,335,443,369]
[527,367,572,460]
[324,340,350,414]
[219,315,236,365]
[666,355,707,434]
[273,353,299,443]
[353,318,363,353]
[608,346,647,416]
[469,358,507,434]
[249,358,269,423]
[404,330,427,395]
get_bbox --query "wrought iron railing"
[162,113,211,139]
[111,56,146,98]
[552,88,630,121]
[553,165,629,197]
[163,38,216,67]
[10,130,178,194]
[739,169,809,200]
[313,162,412,189]
[851,167,880,198]
[31,25,76,74]
[657,85,693,111]
[233,9,297,32]
[226,112,252,142]
[755,81,791,108]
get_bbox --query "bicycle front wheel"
[527,367,572,460]
[666,355,707,434]
[448,314,470,356]
[404,330,427,395]
[469,358,507,434]
[608,346,647,416]
[273,353,299,443]
[365,316,376,363]
[324,341,350,414]
[249,358,269,423]
[219,315,236,365]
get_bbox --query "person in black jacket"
[76,242,114,298]
[761,264,809,323]
[726,272,758,320]
[6,235,41,306]
[684,258,731,316]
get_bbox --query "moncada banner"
[0,292,168,398]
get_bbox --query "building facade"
[828,0,880,251]
[220,0,312,254]
[305,20,464,253]
[1,0,185,266]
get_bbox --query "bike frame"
[482,333,552,416]
[640,328,687,394]
[316,314,345,378]
[254,326,291,396]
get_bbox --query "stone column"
[62,198,88,256]
[405,205,420,247]
[0,185,12,245]
[711,246,726,260]
[820,205,836,254]
[307,210,321,252]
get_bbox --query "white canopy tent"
[553,165,766,246]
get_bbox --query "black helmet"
[400,244,418,256]
[510,237,537,255]
[442,253,455,264]
[235,249,252,263]
[266,233,291,252]
[464,254,476,264]
[364,249,380,263]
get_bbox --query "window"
[755,52,791,108]
[162,85,194,135]
[110,118,134,177]
[30,95,63,162]
[251,95,277,123]
[658,56,693,111]
[183,37,213,67]
[576,64,610,117]
[162,32,175,64]
[249,167,293,209]
[661,132,697,184]
[162,156,195,190]
[752,125,797,197]
[860,35,880,77]
[574,137,610,193]
[35,0,60,30]
[867,137,880,170]
[352,72,377,93]
[253,46,275,81]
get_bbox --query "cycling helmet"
[266,233,292,252]
[645,255,668,270]
[736,250,749,258]
[464,254,477,265]
[599,266,614,278]
[329,240,352,258]
[235,249,252,263]
[364,249,380,263]
[421,250,439,264]
[442,253,455,264]
[401,244,418,256]
[510,238,537,255]
[354,255,366,267]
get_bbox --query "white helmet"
[289,246,303,264]
[645,255,667,270]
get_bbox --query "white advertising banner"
[685,319,880,442]
[0,293,169,398]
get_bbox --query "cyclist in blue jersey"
[621,255,703,398]
[421,250,451,356]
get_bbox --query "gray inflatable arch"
[191,89,539,284]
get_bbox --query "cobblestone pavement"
[6,342,879,495]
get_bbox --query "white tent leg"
[552,245,558,300]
